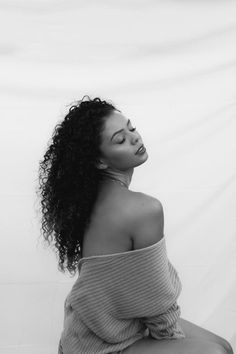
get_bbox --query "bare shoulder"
[130,190,163,206]
[126,191,164,250]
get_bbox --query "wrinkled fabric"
[58,235,185,353]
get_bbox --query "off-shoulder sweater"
[58,235,185,353]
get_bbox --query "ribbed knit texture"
[58,235,185,353]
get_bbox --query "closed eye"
[118,127,136,144]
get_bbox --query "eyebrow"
[110,119,130,141]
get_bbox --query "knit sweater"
[58,235,185,353]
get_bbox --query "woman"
[38,96,233,354]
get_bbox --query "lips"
[135,144,144,154]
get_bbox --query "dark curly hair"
[36,95,119,276]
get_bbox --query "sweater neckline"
[79,235,165,265]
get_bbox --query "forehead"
[102,111,128,138]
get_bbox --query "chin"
[135,152,149,166]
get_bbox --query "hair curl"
[36,95,118,276]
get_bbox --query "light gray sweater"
[58,235,185,353]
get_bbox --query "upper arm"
[129,193,164,250]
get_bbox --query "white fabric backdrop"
[0,1,235,353]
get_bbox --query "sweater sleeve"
[141,302,185,340]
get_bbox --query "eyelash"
[118,128,136,144]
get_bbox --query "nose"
[131,133,140,145]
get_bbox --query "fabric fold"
[59,235,185,353]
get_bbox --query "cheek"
[111,149,126,162]
[108,143,136,161]
[115,145,132,156]
[112,148,135,166]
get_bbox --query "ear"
[96,159,108,170]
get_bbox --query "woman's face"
[98,110,148,171]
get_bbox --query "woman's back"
[82,185,164,258]
[59,192,185,354]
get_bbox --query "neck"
[100,168,133,189]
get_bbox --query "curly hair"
[36,95,119,276]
